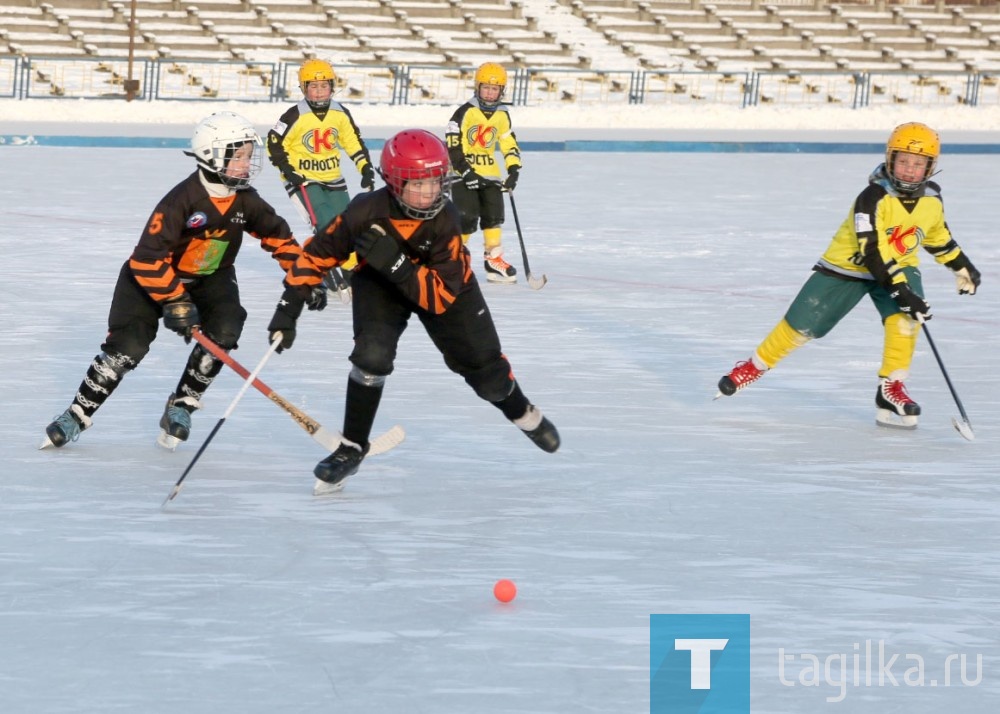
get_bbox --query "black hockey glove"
[306,285,328,312]
[503,166,520,191]
[889,283,932,321]
[355,225,414,284]
[945,253,981,295]
[268,285,306,352]
[360,164,376,192]
[460,168,481,191]
[162,294,199,343]
[284,169,305,187]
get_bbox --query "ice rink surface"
[2,147,998,713]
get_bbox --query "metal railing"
[2,55,997,108]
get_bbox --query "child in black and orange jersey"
[42,112,319,450]
[265,129,559,491]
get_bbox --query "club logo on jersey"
[466,125,497,148]
[186,212,208,229]
[886,225,921,256]
[302,127,337,154]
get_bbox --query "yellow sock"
[483,227,502,252]
[755,319,810,369]
[880,312,919,378]
[461,233,471,246]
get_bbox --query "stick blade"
[526,273,547,290]
[952,417,975,441]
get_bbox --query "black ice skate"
[157,393,201,450]
[41,404,92,449]
[875,374,920,430]
[484,247,517,284]
[314,440,369,490]
[513,406,560,453]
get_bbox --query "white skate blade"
[156,430,182,451]
[876,409,918,430]
[313,477,349,497]
[953,418,975,441]
[486,273,517,284]
[38,435,55,450]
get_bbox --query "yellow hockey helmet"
[474,62,507,108]
[298,59,335,109]
[885,122,940,193]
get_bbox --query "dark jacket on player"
[130,170,302,304]
[285,189,474,314]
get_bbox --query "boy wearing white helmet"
[42,112,318,450]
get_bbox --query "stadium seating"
[3,0,1000,106]
[3,0,1000,74]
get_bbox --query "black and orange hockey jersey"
[129,171,301,303]
[285,190,474,314]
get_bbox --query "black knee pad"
[460,214,480,235]
[350,342,396,378]
[104,334,152,365]
[462,359,514,403]
[203,306,247,350]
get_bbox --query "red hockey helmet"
[378,129,452,219]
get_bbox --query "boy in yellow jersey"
[717,122,980,429]
[446,61,522,283]
[267,59,374,299]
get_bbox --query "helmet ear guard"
[884,122,940,193]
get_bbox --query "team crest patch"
[186,212,208,229]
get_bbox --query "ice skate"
[41,404,92,449]
[875,374,920,430]
[313,440,369,491]
[157,393,201,450]
[484,247,517,284]
[513,406,560,453]
[716,357,767,398]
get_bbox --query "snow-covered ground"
[2,141,998,713]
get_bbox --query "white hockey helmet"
[188,111,263,189]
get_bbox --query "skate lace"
[729,360,764,388]
[882,380,914,407]
[485,253,512,272]
[166,405,193,432]
[50,410,82,442]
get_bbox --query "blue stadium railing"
[1,55,994,108]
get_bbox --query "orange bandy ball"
[493,579,517,603]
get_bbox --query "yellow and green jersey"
[816,166,963,288]
[267,100,372,189]
[445,98,521,181]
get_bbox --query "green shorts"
[784,267,924,339]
